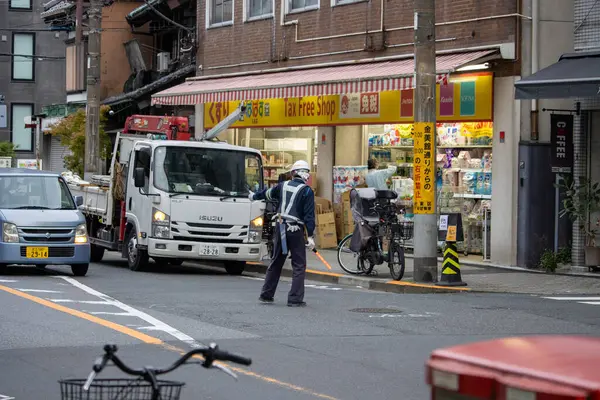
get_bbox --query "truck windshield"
[0,175,76,210]
[153,146,263,196]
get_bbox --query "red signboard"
[123,115,191,140]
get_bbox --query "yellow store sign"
[203,72,493,129]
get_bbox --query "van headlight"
[248,216,263,243]
[2,222,18,243]
[75,223,88,244]
[152,207,170,239]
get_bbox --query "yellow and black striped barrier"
[437,242,467,287]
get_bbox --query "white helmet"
[290,160,310,172]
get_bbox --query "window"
[9,0,31,10]
[208,0,233,27]
[10,103,34,152]
[246,0,272,20]
[134,147,151,192]
[12,33,35,81]
[288,0,317,13]
[66,43,86,92]
[331,0,364,5]
[0,176,76,210]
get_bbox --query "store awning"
[515,51,600,100]
[151,49,499,106]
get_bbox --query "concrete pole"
[83,0,102,181]
[413,0,438,282]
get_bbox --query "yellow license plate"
[26,247,49,258]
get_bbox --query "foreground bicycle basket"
[60,378,184,400]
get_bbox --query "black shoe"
[259,296,274,303]
[287,301,307,307]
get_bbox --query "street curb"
[245,262,472,294]
[402,253,600,280]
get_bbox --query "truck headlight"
[152,207,170,239]
[2,222,18,243]
[248,216,263,243]
[75,223,88,244]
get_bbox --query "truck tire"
[225,261,245,275]
[71,264,89,277]
[90,244,105,263]
[127,228,149,272]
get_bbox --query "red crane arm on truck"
[122,115,191,141]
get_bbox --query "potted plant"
[556,175,600,268]
[0,141,16,168]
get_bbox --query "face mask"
[297,170,310,182]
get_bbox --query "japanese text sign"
[413,122,436,214]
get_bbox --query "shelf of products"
[367,122,493,255]
[242,138,313,188]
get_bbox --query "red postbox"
[426,335,600,400]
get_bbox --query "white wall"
[316,127,334,201]
[491,77,521,265]
[334,125,363,165]
[537,0,575,141]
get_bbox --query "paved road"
[0,255,599,400]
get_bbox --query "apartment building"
[0,0,65,166]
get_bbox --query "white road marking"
[579,301,600,305]
[57,276,204,348]
[543,296,600,301]
[241,276,265,281]
[305,284,342,291]
[48,299,112,305]
[0,279,18,283]
[369,313,434,318]
[15,289,62,293]
[86,311,136,316]
[0,394,15,400]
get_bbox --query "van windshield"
[153,146,264,197]
[0,176,76,210]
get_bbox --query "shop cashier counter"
[425,335,600,400]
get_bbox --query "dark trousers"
[261,223,307,304]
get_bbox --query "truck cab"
[126,139,265,273]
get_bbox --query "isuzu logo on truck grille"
[199,215,223,222]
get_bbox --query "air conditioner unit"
[157,52,170,73]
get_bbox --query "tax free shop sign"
[203,72,493,129]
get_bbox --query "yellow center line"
[0,284,340,400]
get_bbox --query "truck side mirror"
[134,167,145,188]
[73,195,83,207]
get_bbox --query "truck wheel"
[90,244,105,263]
[71,264,89,277]
[127,228,148,272]
[225,261,245,275]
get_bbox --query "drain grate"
[350,308,403,313]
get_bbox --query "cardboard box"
[314,197,337,249]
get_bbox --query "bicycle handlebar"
[91,343,251,378]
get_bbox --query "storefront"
[151,49,515,261]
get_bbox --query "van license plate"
[26,247,49,258]
[199,245,219,256]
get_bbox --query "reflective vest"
[279,180,307,225]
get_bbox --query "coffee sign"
[550,114,574,173]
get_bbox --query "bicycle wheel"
[388,241,406,280]
[337,234,373,275]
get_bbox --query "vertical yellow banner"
[413,122,436,214]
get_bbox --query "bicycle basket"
[392,221,414,240]
[59,378,185,400]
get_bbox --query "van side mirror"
[134,167,145,188]
[73,195,83,207]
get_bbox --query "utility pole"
[83,0,102,181]
[412,0,438,282]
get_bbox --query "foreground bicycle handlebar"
[81,343,252,399]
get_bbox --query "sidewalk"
[246,249,600,295]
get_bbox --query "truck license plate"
[26,247,49,258]
[199,245,219,256]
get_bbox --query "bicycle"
[59,342,252,400]
[337,189,413,280]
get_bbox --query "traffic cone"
[436,242,467,286]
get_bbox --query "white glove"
[248,191,255,201]
[306,236,315,251]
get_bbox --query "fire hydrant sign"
[413,122,436,214]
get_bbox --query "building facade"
[0,0,65,165]
[151,0,531,265]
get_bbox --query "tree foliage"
[46,105,112,176]
[0,141,17,157]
